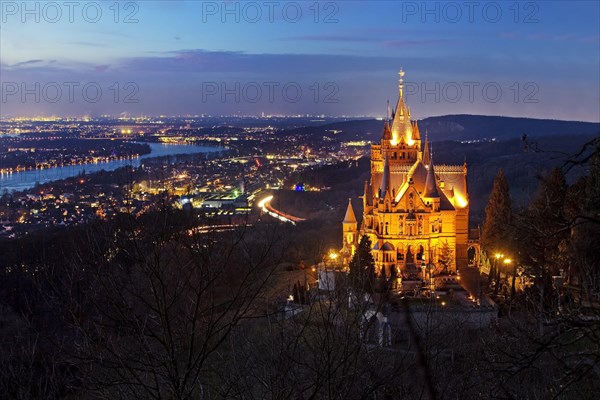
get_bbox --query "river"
[0,142,223,193]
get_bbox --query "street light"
[326,250,340,271]
[489,252,503,287]
[492,253,506,296]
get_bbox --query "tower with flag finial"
[342,71,470,281]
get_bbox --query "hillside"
[279,115,599,142]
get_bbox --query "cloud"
[119,49,420,76]
[526,32,599,44]
[382,39,450,48]
[2,49,462,82]
[9,59,45,68]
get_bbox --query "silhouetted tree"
[481,169,513,284]
[348,236,375,294]
[518,168,569,278]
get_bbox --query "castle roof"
[423,134,430,165]
[412,121,421,141]
[392,159,456,211]
[391,95,413,144]
[343,198,357,224]
[379,155,391,197]
[423,158,440,198]
[382,120,392,141]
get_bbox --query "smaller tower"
[379,156,391,200]
[342,198,358,260]
[423,132,431,165]
[423,155,440,212]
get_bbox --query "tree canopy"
[348,235,376,293]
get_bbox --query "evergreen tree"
[438,240,453,275]
[349,235,376,294]
[516,168,568,274]
[481,169,512,253]
[515,168,569,303]
[481,169,513,284]
[567,144,600,299]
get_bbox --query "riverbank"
[0,142,223,193]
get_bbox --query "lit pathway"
[257,195,306,225]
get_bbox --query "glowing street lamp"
[491,252,506,296]
[326,250,340,270]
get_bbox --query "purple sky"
[1,1,599,121]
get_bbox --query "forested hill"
[279,115,600,142]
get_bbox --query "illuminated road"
[188,224,252,235]
[257,195,306,225]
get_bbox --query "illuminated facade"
[342,71,469,278]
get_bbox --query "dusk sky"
[1,1,599,121]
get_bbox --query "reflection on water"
[0,143,222,193]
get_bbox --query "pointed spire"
[391,69,413,144]
[343,198,357,224]
[423,155,439,198]
[382,120,392,141]
[398,68,405,98]
[412,120,421,141]
[423,133,430,165]
[380,155,391,197]
[364,180,373,206]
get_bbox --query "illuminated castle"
[342,70,469,278]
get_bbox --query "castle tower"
[342,198,358,262]
[341,70,470,279]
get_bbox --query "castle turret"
[412,120,421,141]
[423,133,430,165]
[342,198,358,259]
[423,156,441,212]
[382,120,392,142]
[379,155,392,200]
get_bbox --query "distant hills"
[420,115,599,141]
[280,115,599,142]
